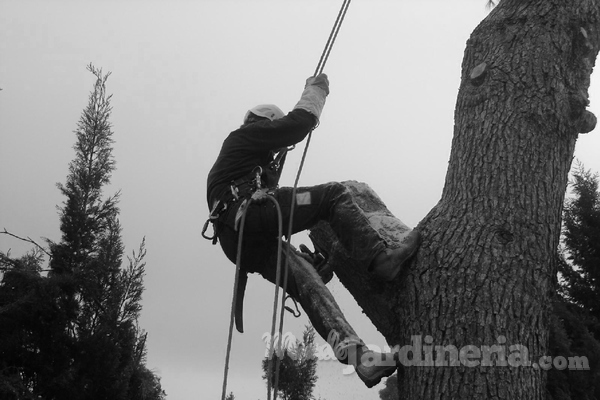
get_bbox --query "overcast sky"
[2,1,600,400]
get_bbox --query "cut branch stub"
[577,110,597,134]
[469,62,488,86]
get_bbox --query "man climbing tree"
[308,0,600,398]
[205,73,420,388]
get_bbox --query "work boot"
[354,348,397,388]
[371,230,421,281]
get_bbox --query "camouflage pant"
[216,182,388,362]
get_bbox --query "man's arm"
[239,74,330,151]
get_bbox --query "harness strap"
[234,270,249,333]
[202,200,226,244]
[204,147,292,244]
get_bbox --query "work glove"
[293,74,329,121]
[306,73,330,95]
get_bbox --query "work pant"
[216,181,387,363]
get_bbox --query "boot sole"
[356,364,397,388]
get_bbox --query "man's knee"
[315,181,347,197]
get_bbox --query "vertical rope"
[271,1,352,399]
[221,200,251,400]
[315,0,352,76]
[222,197,283,400]
[266,197,284,400]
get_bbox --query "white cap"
[244,104,285,122]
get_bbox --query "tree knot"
[494,228,514,245]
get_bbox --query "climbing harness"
[283,295,301,318]
[202,147,290,243]
[201,200,224,244]
[217,1,353,399]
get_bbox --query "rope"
[265,197,285,400]
[221,196,284,400]
[220,200,250,400]
[271,1,352,399]
[314,0,352,76]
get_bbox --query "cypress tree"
[547,164,600,400]
[1,64,164,400]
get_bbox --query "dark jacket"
[206,109,316,207]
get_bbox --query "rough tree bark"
[310,1,600,399]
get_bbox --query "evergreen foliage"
[262,325,318,400]
[561,165,600,326]
[374,166,600,400]
[547,164,600,400]
[0,64,165,400]
[378,373,398,400]
[224,392,235,400]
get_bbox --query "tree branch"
[1,228,52,259]
[309,181,415,342]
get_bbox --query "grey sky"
[2,1,600,399]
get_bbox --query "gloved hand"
[294,73,329,121]
[306,73,330,96]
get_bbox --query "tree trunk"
[310,1,600,398]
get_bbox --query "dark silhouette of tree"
[547,294,600,400]
[0,251,73,399]
[262,325,318,400]
[0,64,164,400]
[546,164,600,400]
[561,164,600,328]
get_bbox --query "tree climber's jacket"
[204,79,327,333]
[206,79,327,237]
[206,108,316,209]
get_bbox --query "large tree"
[47,64,153,399]
[310,1,600,398]
[0,64,165,400]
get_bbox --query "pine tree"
[546,164,600,400]
[0,250,73,399]
[561,164,600,331]
[0,64,164,400]
[224,392,235,400]
[262,325,318,400]
[547,293,600,400]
